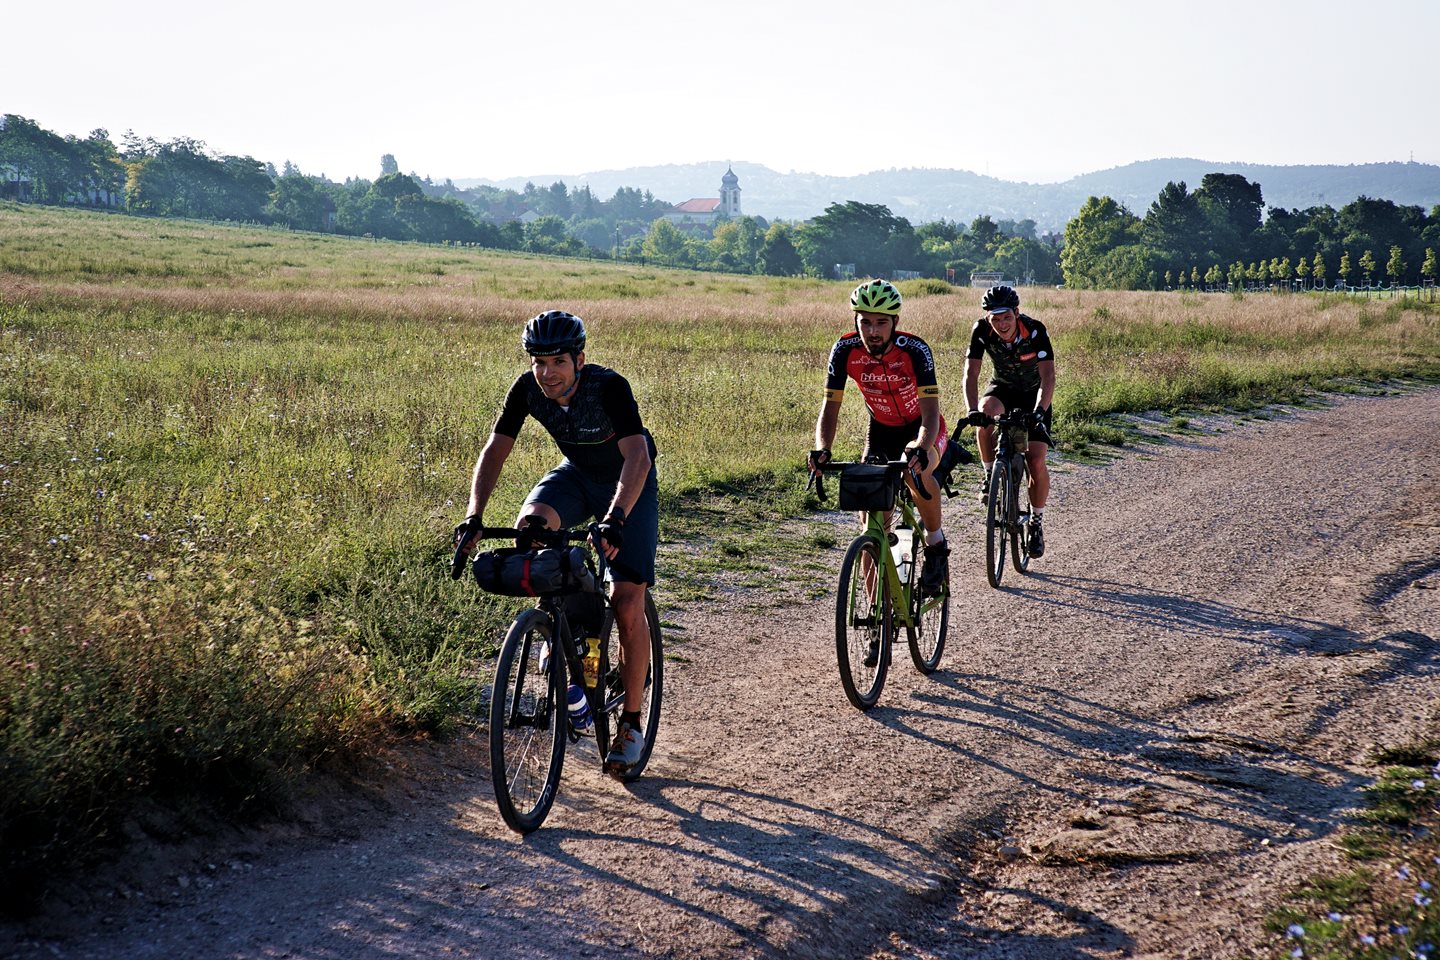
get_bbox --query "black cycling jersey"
[493,364,656,481]
[966,314,1055,391]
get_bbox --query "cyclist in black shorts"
[453,310,659,776]
[809,279,953,594]
[962,285,1057,558]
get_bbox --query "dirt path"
[6,388,1438,960]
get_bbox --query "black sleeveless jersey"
[493,364,656,481]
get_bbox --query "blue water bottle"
[566,683,592,731]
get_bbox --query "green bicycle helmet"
[850,279,903,315]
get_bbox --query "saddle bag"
[471,546,599,597]
[837,464,902,512]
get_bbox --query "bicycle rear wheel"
[489,608,566,834]
[598,590,664,781]
[985,460,1010,589]
[1010,459,1032,575]
[908,548,949,674]
[836,534,891,710]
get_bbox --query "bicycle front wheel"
[836,534,891,710]
[489,608,566,834]
[985,460,1010,589]
[598,590,664,782]
[908,549,949,674]
[1010,459,1032,575]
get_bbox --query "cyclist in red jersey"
[809,279,951,595]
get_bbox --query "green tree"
[795,201,918,278]
[1142,180,1206,266]
[380,154,399,176]
[1359,249,1376,285]
[1194,173,1264,264]
[1296,256,1310,288]
[1312,251,1326,286]
[641,218,691,265]
[1060,195,1141,288]
[1422,248,1437,282]
[1338,251,1351,284]
[758,223,804,276]
[1386,245,1406,285]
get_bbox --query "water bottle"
[892,526,913,584]
[582,636,601,688]
[565,683,592,731]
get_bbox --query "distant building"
[663,165,742,228]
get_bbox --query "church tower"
[720,165,741,217]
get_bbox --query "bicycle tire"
[908,543,949,674]
[985,460,1009,589]
[1010,457,1032,575]
[836,534,890,710]
[598,590,664,781]
[489,608,566,834]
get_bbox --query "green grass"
[2,201,1439,891]
[1264,752,1440,959]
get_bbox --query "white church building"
[662,166,741,228]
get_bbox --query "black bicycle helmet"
[521,310,587,356]
[981,285,1020,312]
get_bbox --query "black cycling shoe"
[1028,517,1046,558]
[920,541,950,596]
[863,639,879,668]
[977,478,990,504]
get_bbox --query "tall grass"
[2,202,1437,887]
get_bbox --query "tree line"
[10,115,1432,289]
[0,116,1062,282]
[1060,173,1440,290]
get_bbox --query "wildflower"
[1400,866,1413,880]
[1287,923,1306,938]
[1360,934,1376,945]
[1414,780,1427,790]
[1290,949,1302,959]
[1395,924,1411,935]
[1424,880,1434,891]
[1328,912,1343,921]
[1414,893,1431,906]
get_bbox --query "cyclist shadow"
[525,774,1132,958]
[871,673,1366,851]
[1017,570,1368,656]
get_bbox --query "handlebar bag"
[472,546,598,597]
[837,464,901,512]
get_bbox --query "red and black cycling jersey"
[824,331,942,428]
[493,364,656,482]
[966,314,1055,391]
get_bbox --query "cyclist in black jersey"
[453,310,659,776]
[962,285,1057,558]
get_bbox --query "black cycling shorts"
[982,383,1056,446]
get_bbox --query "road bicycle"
[810,460,949,710]
[979,410,1036,589]
[450,519,663,833]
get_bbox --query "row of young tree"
[1061,173,1440,289]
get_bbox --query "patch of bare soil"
[4,388,1438,960]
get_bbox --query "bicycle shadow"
[521,775,1133,959]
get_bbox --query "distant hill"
[455,159,1440,233]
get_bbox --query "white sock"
[925,529,946,547]
[981,461,994,476]
[1034,507,1045,519]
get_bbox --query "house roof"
[672,198,721,214]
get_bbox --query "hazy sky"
[7,0,1437,185]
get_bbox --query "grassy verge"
[1266,744,1440,959]
[2,202,1439,890]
